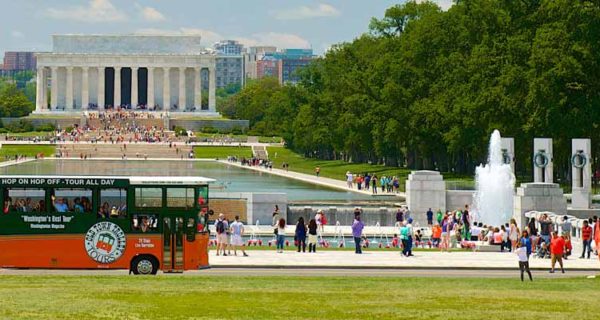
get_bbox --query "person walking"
[406,218,415,256]
[276,218,286,253]
[315,166,320,177]
[307,219,318,253]
[352,215,365,254]
[515,241,533,282]
[580,220,592,259]
[295,217,307,253]
[594,218,600,262]
[230,215,248,257]
[549,231,565,273]
[214,213,229,256]
[509,219,519,252]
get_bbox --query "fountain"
[473,130,516,227]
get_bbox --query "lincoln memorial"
[35,34,218,115]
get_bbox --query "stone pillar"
[163,67,170,110]
[405,171,446,227]
[97,67,105,110]
[35,67,44,112]
[501,137,515,173]
[147,67,155,108]
[571,138,591,209]
[65,66,74,111]
[194,67,201,111]
[81,67,89,110]
[114,66,121,107]
[208,66,216,111]
[41,68,48,110]
[50,67,58,110]
[131,67,138,108]
[178,67,186,110]
[533,138,553,183]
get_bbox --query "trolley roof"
[0,175,215,185]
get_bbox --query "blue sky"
[0,0,453,55]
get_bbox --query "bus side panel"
[184,233,209,270]
[0,234,162,269]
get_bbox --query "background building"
[212,40,245,89]
[2,51,37,71]
[255,49,315,84]
[245,46,277,80]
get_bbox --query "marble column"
[163,67,170,110]
[194,67,201,111]
[131,67,138,108]
[35,67,44,112]
[98,67,105,110]
[208,66,216,111]
[81,67,89,110]
[41,68,48,110]
[65,66,73,111]
[178,67,186,110]
[147,67,155,108]
[50,67,58,110]
[114,66,121,107]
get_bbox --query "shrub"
[36,123,56,132]
[5,119,34,133]
[201,126,218,134]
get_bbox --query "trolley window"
[51,188,93,213]
[166,188,195,208]
[135,187,162,208]
[4,188,46,213]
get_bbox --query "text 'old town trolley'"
[0,175,213,274]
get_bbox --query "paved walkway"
[219,160,405,199]
[210,250,600,271]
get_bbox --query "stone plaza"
[34,34,218,116]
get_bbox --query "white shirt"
[516,247,528,262]
[346,173,353,182]
[471,227,481,236]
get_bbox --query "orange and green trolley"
[0,175,213,274]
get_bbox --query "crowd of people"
[344,171,401,194]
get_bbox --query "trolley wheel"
[131,255,158,275]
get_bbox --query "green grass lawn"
[0,145,56,159]
[0,275,597,319]
[268,147,472,191]
[194,146,253,159]
[4,131,54,138]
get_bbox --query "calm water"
[0,159,392,202]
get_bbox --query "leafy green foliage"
[0,83,34,117]
[219,0,600,178]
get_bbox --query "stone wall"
[209,198,248,222]
[169,119,249,132]
[406,171,446,226]
[2,117,82,129]
[446,190,474,212]
[513,183,567,229]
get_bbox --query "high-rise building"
[256,49,315,84]
[212,40,245,89]
[214,40,244,56]
[245,46,277,80]
[2,51,37,71]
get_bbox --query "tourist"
[364,173,371,190]
[276,218,286,253]
[527,217,539,253]
[272,205,280,237]
[440,215,452,252]
[400,221,409,256]
[315,210,323,235]
[352,215,365,254]
[549,231,565,273]
[395,208,404,226]
[346,171,353,189]
[391,234,399,248]
[462,205,470,239]
[509,219,519,252]
[431,223,442,247]
[371,175,378,194]
[594,216,600,259]
[307,219,318,253]
[580,220,592,259]
[560,216,572,241]
[230,215,248,257]
[436,209,443,225]
[356,174,363,190]
[295,217,307,253]
[406,218,414,256]
[426,208,433,227]
[215,213,229,256]
[539,214,553,246]
[515,241,533,282]
[520,230,532,257]
[315,166,320,177]
[51,196,68,213]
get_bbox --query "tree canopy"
[221,0,600,178]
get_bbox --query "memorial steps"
[58,143,193,159]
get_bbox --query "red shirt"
[550,237,565,255]
[582,226,592,240]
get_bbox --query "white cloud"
[11,31,24,39]
[45,0,126,23]
[274,3,340,20]
[135,3,167,22]
[416,0,454,11]
[135,28,310,49]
